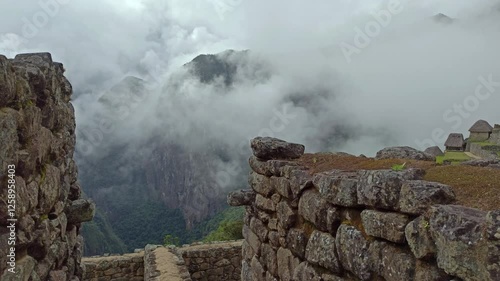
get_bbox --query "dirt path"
[464,152,482,159]
[153,247,185,281]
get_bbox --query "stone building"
[444,133,465,151]
[468,120,493,141]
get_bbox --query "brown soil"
[295,153,500,211]
[153,247,185,281]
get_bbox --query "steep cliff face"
[0,53,94,280]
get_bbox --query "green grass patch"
[436,152,472,165]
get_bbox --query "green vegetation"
[391,162,406,171]
[162,206,245,246]
[435,152,472,165]
[163,234,181,246]
[82,209,128,255]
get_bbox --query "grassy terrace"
[435,152,471,165]
[297,153,500,211]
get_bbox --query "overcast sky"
[1,0,500,157]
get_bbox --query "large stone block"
[335,224,372,280]
[369,240,416,281]
[299,189,340,233]
[248,156,300,177]
[276,247,299,281]
[313,170,359,207]
[485,211,500,280]
[398,180,456,215]
[250,217,268,243]
[361,210,410,244]
[305,230,341,273]
[260,243,278,277]
[276,201,296,231]
[287,169,313,198]
[357,169,424,210]
[227,189,256,206]
[249,172,274,197]
[429,205,492,281]
[405,216,436,259]
[255,194,276,213]
[286,228,307,260]
[292,261,322,281]
[271,176,294,199]
[250,137,305,160]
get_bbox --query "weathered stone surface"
[65,199,96,224]
[243,224,261,256]
[415,260,451,281]
[277,248,299,281]
[461,159,500,168]
[242,240,255,262]
[335,225,371,280]
[287,169,312,198]
[0,53,85,281]
[250,137,305,160]
[369,240,416,281]
[255,194,276,212]
[398,180,456,215]
[292,261,322,281]
[357,169,425,210]
[305,231,341,272]
[260,243,278,277]
[241,260,252,281]
[286,228,307,259]
[405,216,436,259]
[485,210,500,280]
[250,217,268,242]
[429,205,490,281]
[249,172,274,197]
[276,201,296,231]
[313,170,358,207]
[227,189,256,206]
[271,176,294,199]
[375,146,435,161]
[268,231,280,249]
[299,189,339,233]
[251,256,266,281]
[249,156,301,177]
[361,210,410,243]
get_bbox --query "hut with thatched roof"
[445,133,465,151]
[468,119,493,141]
[424,146,444,157]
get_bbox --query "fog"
[1,0,500,163]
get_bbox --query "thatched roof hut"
[424,146,444,157]
[469,120,493,133]
[445,133,465,151]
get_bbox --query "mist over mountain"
[2,0,500,254]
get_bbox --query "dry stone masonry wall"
[82,252,144,281]
[83,241,243,281]
[0,53,95,280]
[177,240,242,281]
[228,137,500,281]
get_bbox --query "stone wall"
[470,143,498,159]
[491,127,500,145]
[229,137,500,281]
[176,241,242,281]
[82,252,144,281]
[0,53,95,280]
[83,241,243,281]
